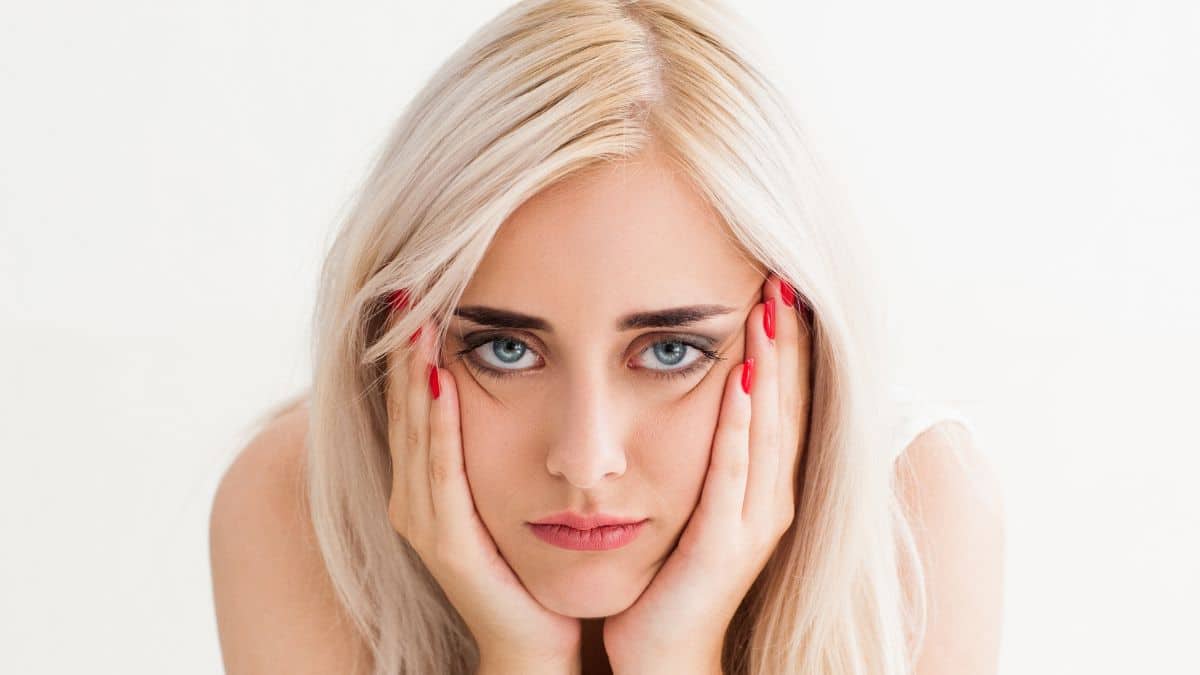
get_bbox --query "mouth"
[526,511,649,551]
[526,521,648,551]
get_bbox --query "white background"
[2,1,1197,672]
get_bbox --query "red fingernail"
[408,326,423,344]
[428,362,440,399]
[741,357,754,394]
[763,298,775,340]
[389,288,411,313]
[780,280,796,308]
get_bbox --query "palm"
[602,508,740,666]
[491,553,582,650]
[600,274,808,671]
[444,509,583,658]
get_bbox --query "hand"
[602,273,808,674]
[385,310,582,674]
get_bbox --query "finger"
[743,293,781,523]
[695,355,753,531]
[426,364,483,542]
[767,273,805,509]
[406,317,435,527]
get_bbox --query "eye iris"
[492,339,526,364]
[653,341,687,366]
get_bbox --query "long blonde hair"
[280,1,924,672]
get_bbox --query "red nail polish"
[741,357,754,394]
[780,280,796,308]
[763,298,775,340]
[428,363,440,399]
[389,288,411,313]
[408,326,423,344]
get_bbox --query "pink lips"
[527,511,648,551]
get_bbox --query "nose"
[544,376,628,489]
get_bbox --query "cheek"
[633,393,722,519]
[456,383,533,526]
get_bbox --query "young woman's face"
[444,150,782,618]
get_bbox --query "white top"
[887,384,978,462]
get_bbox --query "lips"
[529,521,646,551]
[526,511,649,551]
[529,511,646,530]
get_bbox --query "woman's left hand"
[602,273,810,674]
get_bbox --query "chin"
[526,563,648,618]
[533,579,639,618]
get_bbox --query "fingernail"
[428,362,440,399]
[389,288,412,313]
[763,298,775,340]
[779,279,796,308]
[408,326,423,344]
[741,357,754,394]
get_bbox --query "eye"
[454,332,724,381]
[631,339,723,380]
[463,336,540,376]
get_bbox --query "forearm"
[612,663,722,675]
[477,651,582,675]
[610,651,723,675]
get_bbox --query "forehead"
[462,152,763,319]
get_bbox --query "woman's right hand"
[384,313,583,674]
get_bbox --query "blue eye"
[454,333,724,381]
[472,337,539,371]
[634,340,704,372]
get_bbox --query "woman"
[210,1,1005,673]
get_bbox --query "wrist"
[610,649,722,675]
[612,660,722,675]
[477,650,581,675]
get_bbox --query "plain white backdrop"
[2,1,1197,672]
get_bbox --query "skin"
[207,146,1004,675]
[429,149,810,671]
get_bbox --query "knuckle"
[428,458,452,486]
[724,453,749,480]
[764,422,781,449]
[777,509,795,535]
[405,426,421,449]
[751,521,779,551]
[782,389,800,417]
[386,499,407,535]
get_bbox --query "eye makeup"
[450,330,728,382]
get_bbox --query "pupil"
[653,341,686,366]
[493,339,525,363]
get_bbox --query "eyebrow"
[452,303,738,332]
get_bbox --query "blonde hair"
[281,1,925,672]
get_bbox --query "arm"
[476,655,582,675]
[895,420,1006,675]
[209,407,373,674]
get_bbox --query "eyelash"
[451,333,726,381]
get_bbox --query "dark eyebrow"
[452,304,738,332]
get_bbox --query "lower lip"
[528,520,647,551]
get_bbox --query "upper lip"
[529,511,647,530]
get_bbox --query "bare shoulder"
[895,420,1006,675]
[209,404,372,675]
